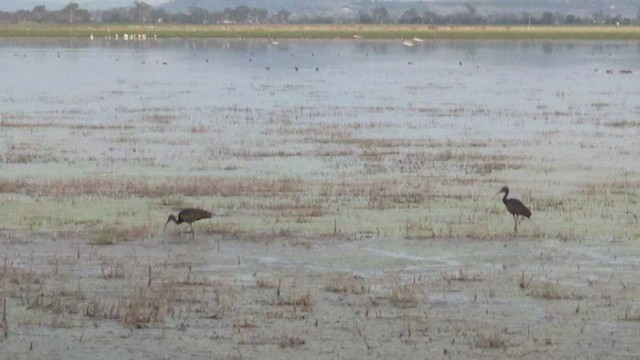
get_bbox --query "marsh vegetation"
[2,23,640,40]
[0,38,639,358]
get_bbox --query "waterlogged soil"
[1,38,640,359]
[3,233,640,359]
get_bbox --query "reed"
[1,23,639,40]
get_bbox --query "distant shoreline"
[1,23,639,40]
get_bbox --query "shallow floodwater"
[1,38,638,138]
[2,38,640,359]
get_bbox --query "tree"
[62,2,79,23]
[541,11,555,24]
[189,7,209,24]
[399,8,421,24]
[16,9,30,22]
[591,11,604,24]
[103,7,128,22]
[464,3,477,17]
[358,11,373,24]
[75,8,91,22]
[150,8,166,23]
[225,6,251,23]
[131,1,152,23]
[423,10,438,24]
[249,8,268,24]
[276,9,290,23]
[372,7,391,24]
[564,14,579,24]
[31,5,47,22]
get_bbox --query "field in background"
[1,23,640,40]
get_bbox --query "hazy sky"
[46,0,167,4]
[0,0,450,11]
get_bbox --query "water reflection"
[0,38,638,134]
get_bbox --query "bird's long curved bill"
[163,220,169,232]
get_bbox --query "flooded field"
[1,38,640,359]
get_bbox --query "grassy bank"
[1,23,640,40]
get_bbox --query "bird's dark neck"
[502,192,509,203]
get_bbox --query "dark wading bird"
[498,186,531,233]
[164,208,212,238]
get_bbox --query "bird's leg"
[514,215,518,233]
[189,223,195,239]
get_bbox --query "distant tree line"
[0,3,92,23]
[362,3,639,26]
[0,2,290,24]
[1,1,639,25]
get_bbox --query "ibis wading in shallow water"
[498,186,531,233]
[164,208,212,238]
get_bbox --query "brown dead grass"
[122,287,168,328]
[388,283,422,308]
[474,333,509,349]
[526,281,581,300]
[91,225,153,245]
[606,120,640,128]
[279,334,306,348]
[277,290,314,311]
[441,269,483,283]
[325,275,369,294]
[0,176,304,197]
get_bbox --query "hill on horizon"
[158,0,637,18]
[1,0,637,19]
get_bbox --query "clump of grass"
[159,195,187,207]
[84,298,108,318]
[325,275,369,294]
[526,281,580,300]
[607,120,640,128]
[90,231,115,246]
[441,269,482,284]
[84,298,122,319]
[202,221,244,238]
[403,218,435,240]
[277,290,314,311]
[255,276,279,289]
[26,281,85,317]
[100,261,125,279]
[279,335,306,348]
[1,261,45,286]
[90,225,151,245]
[123,288,167,329]
[519,272,533,290]
[388,283,422,308]
[266,197,327,220]
[51,313,75,328]
[474,333,508,349]
[622,307,640,321]
[191,124,208,133]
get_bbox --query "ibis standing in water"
[164,208,212,238]
[498,186,531,233]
